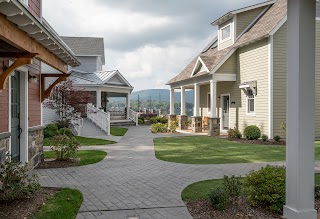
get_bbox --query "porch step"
[110,120,136,127]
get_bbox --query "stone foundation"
[168,114,177,127]
[28,127,44,168]
[192,116,202,133]
[178,115,188,130]
[0,135,10,164]
[208,117,220,137]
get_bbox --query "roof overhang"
[0,0,80,67]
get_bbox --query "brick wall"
[28,0,41,19]
[0,60,9,133]
[28,59,41,127]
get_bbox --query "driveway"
[35,126,284,219]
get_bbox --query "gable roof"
[167,0,287,85]
[61,36,105,65]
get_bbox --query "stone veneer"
[28,127,44,168]
[178,115,188,130]
[0,136,10,164]
[192,116,202,133]
[208,118,220,137]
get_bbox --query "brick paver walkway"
[35,126,285,219]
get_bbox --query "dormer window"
[221,24,231,41]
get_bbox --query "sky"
[43,0,263,91]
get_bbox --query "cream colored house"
[167,0,320,139]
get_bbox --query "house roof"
[61,36,105,65]
[167,0,287,86]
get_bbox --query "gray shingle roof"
[61,36,105,65]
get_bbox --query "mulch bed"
[228,138,286,146]
[36,158,79,169]
[186,199,320,219]
[0,188,59,219]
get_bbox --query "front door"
[222,95,229,130]
[11,71,20,162]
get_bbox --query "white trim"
[268,35,274,139]
[220,24,232,42]
[269,16,287,36]
[220,93,230,131]
[191,57,210,77]
[233,15,237,44]
[213,73,237,82]
[8,74,12,160]
[211,49,236,73]
[246,89,256,117]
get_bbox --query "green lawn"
[154,136,320,164]
[44,136,116,146]
[182,174,320,201]
[35,188,82,219]
[44,150,107,166]
[111,127,128,136]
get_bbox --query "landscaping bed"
[228,138,286,146]
[44,136,116,146]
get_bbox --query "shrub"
[261,134,268,142]
[0,161,40,202]
[138,118,144,125]
[55,120,69,129]
[274,135,281,142]
[168,118,178,133]
[151,123,167,133]
[58,128,73,137]
[43,124,58,138]
[315,185,320,200]
[50,135,80,160]
[228,128,242,139]
[244,165,285,213]
[223,175,242,200]
[160,117,168,124]
[244,125,261,140]
[209,188,229,210]
[150,117,158,124]
[138,117,145,123]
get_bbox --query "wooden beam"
[0,56,34,89]
[0,52,38,58]
[41,73,70,102]
[0,14,68,73]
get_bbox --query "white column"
[180,86,186,115]
[284,0,316,218]
[170,88,175,115]
[126,93,130,120]
[210,80,217,118]
[96,90,101,108]
[194,83,200,116]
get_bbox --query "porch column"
[208,80,220,137]
[179,86,188,130]
[192,83,202,133]
[169,88,176,127]
[96,90,101,109]
[283,0,316,218]
[126,93,130,120]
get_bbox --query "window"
[207,93,211,112]
[19,0,28,6]
[221,25,231,41]
[247,89,255,115]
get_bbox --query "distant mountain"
[130,89,194,103]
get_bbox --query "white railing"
[128,108,139,126]
[86,103,110,135]
[71,112,83,136]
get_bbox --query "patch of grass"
[44,150,107,166]
[44,136,116,146]
[35,188,82,219]
[154,136,320,164]
[110,127,128,136]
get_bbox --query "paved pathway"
[35,126,285,219]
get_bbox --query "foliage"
[244,165,285,213]
[273,135,281,142]
[44,124,59,138]
[261,134,268,142]
[58,128,73,138]
[244,125,261,140]
[280,121,286,138]
[209,188,229,210]
[150,117,158,124]
[55,120,69,130]
[0,161,40,202]
[168,117,179,133]
[138,117,145,123]
[44,136,115,146]
[315,185,320,200]
[151,123,168,133]
[138,118,144,125]
[50,135,80,160]
[154,116,168,124]
[228,128,242,139]
[223,175,242,200]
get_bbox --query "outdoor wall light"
[231,101,236,104]
[218,96,220,99]
[28,73,38,83]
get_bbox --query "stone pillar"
[178,115,188,130]
[180,86,186,116]
[208,118,220,137]
[284,0,317,218]
[192,116,202,133]
[170,88,175,115]
[168,114,177,127]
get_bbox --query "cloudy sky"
[43,0,263,91]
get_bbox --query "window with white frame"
[19,0,28,6]
[247,89,255,114]
[221,24,231,41]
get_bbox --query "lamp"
[28,73,37,83]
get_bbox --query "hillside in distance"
[129,89,194,103]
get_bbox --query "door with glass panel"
[11,71,20,162]
[222,95,230,130]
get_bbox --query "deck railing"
[71,112,83,136]
[86,103,110,135]
[128,108,139,126]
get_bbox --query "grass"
[182,174,320,201]
[44,136,116,146]
[34,188,83,219]
[44,150,107,166]
[154,136,320,164]
[110,127,128,136]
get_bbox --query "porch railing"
[86,103,110,135]
[128,108,139,126]
[71,112,83,136]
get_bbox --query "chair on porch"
[202,116,209,131]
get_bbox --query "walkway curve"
[35,126,284,219]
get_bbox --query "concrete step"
[110,120,136,127]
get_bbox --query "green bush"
[138,117,145,123]
[59,128,73,137]
[56,120,69,129]
[138,118,144,125]
[209,188,229,210]
[150,117,158,124]
[159,117,168,124]
[44,124,59,138]
[151,123,167,133]
[228,128,242,139]
[261,134,268,142]
[0,161,40,202]
[273,135,281,142]
[168,118,178,133]
[50,135,80,160]
[244,165,285,213]
[244,125,261,140]
[223,175,242,200]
